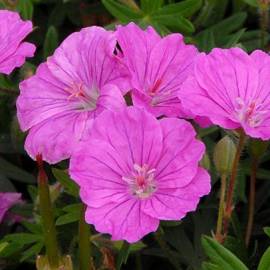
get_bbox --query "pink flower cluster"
[14,18,270,242]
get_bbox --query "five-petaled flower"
[69,107,211,243]
[178,48,270,140]
[16,26,129,164]
[0,10,35,75]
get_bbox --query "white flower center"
[235,97,268,127]
[65,82,99,111]
[122,164,157,199]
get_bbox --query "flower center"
[65,82,99,111]
[235,97,267,127]
[122,164,157,199]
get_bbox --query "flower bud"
[213,136,236,176]
[200,152,211,170]
[36,255,73,270]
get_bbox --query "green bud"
[213,135,236,176]
[200,152,211,170]
[249,139,269,159]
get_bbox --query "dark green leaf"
[116,241,130,270]
[202,236,248,270]
[224,28,246,47]
[17,0,34,20]
[152,0,202,17]
[241,0,258,7]
[4,233,42,245]
[102,0,142,22]
[140,0,164,13]
[52,168,79,196]
[43,26,59,59]
[264,227,270,238]
[20,242,43,262]
[0,157,35,183]
[258,246,270,270]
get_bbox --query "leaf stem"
[79,203,92,270]
[223,130,246,239]
[36,155,60,268]
[245,157,258,246]
[215,174,227,242]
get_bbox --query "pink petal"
[0,192,21,223]
[142,168,211,220]
[0,10,35,74]
[25,111,93,164]
[85,199,159,243]
[88,107,163,169]
[155,118,205,188]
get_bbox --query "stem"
[154,228,179,270]
[245,158,258,246]
[223,130,246,239]
[36,155,60,268]
[215,174,227,242]
[79,204,92,270]
[259,1,269,50]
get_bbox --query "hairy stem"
[215,174,227,242]
[223,131,246,239]
[259,1,269,49]
[79,204,92,270]
[36,155,60,268]
[245,158,258,246]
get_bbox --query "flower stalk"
[36,155,60,269]
[245,157,258,246]
[223,130,246,239]
[215,174,227,242]
[79,203,92,270]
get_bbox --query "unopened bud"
[213,136,236,176]
[200,152,211,170]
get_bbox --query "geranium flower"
[0,10,35,75]
[69,107,211,243]
[17,26,129,164]
[178,48,270,140]
[116,22,201,120]
[0,192,21,223]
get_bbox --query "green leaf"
[224,28,246,47]
[152,0,202,17]
[195,29,215,52]
[21,242,43,262]
[116,241,130,270]
[52,168,79,196]
[241,0,258,7]
[0,242,8,253]
[102,0,142,22]
[17,0,34,20]
[264,227,270,238]
[0,157,35,183]
[202,236,248,270]
[210,12,247,36]
[56,212,80,225]
[153,15,195,33]
[140,0,164,13]
[114,241,146,252]
[4,233,42,245]
[258,247,270,270]
[202,262,222,270]
[43,26,59,59]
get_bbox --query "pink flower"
[0,10,35,75]
[69,107,210,243]
[116,23,199,119]
[0,192,21,223]
[17,26,129,164]
[178,48,270,140]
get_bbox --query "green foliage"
[1,0,270,269]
